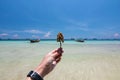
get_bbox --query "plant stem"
[60,41,62,48]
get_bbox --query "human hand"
[34,48,63,78]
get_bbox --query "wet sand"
[0,41,120,80]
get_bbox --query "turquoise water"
[0,40,120,80]
[0,40,120,45]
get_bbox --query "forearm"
[34,65,45,78]
[26,48,63,80]
[26,60,49,80]
[26,77,32,80]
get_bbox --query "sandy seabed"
[0,42,120,80]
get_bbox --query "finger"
[50,48,64,54]
[56,57,61,63]
[52,52,62,59]
[57,48,64,54]
[50,48,63,59]
[48,49,58,55]
[51,49,58,53]
[52,48,64,54]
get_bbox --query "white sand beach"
[0,41,120,80]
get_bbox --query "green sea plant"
[57,32,64,48]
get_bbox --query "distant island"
[0,38,120,41]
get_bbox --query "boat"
[75,39,85,42]
[30,39,40,43]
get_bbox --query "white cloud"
[114,33,120,38]
[24,29,44,34]
[0,33,8,37]
[13,34,19,38]
[44,32,51,38]
[32,35,40,39]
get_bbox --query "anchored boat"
[30,39,40,43]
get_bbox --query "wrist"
[34,66,46,78]
[27,70,43,80]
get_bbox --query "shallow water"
[0,40,120,80]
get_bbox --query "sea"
[0,40,120,80]
[0,39,120,44]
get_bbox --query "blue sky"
[0,0,120,39]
